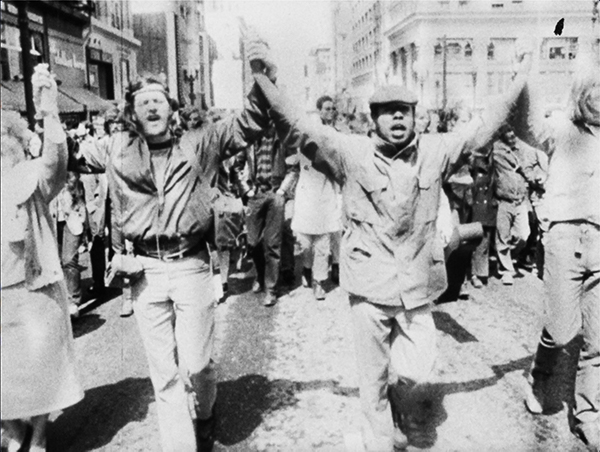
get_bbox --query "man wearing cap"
[247,44,532,451]
[74,59,271,450]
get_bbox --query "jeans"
[495,200,530,275]
[542,222,599,427]
[131,251,217,452]
[57,221,82,306]
[246,191,285,295]
[349,297,437,451]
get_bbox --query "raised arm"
[32,64,68,201]
[444,43,534,171]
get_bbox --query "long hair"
[568,45,600,127]
[122,74,179,137]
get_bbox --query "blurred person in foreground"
[1,64,84,452]
[247,40,533,451]
[72,38,272,451]
[511,39,600,451]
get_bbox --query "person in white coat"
[291,146,343,300]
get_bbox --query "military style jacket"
[254,74,526,308]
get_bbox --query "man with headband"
[75,47,271,451]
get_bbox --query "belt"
[134,236,206,261]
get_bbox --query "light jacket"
[1,116,67,290]
[510,85,600,227]
[290,152,343,234]
[76,83,270,253]
[254,73,527,308]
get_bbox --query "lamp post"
[183,66,199,107]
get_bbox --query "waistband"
[134,235,206,261]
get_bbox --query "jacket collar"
[372,133,419,162]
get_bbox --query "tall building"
[134,0,211,109]
[88,0,140,101]
[204,0,247,110]
[331,0,385,114]
[303,45,334,112]
[333,0,599,113]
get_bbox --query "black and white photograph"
[1,0,599,451]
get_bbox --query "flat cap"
[369,85,418,107]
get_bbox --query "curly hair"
[316,95,334,111]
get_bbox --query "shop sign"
[50,41,86,70]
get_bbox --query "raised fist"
[31,63,59,119]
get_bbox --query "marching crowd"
[1,31,598,452]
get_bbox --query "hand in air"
[31,63,59,119]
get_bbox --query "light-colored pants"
[543,222,599,427]
[297,232,330,282]
[495,200,530,274]
[132,251,217,452]
[350,297,437,452]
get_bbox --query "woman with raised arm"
[1,64,84,452]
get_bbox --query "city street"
[46,254,587,452]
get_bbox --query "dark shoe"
[302,267,313,288]
[263,292,278,307]
[313,281,326,300]
[331,263,339,285]
[252,280,264,293]
[574,422,600,451]
[218,283,229,304]
[196,414,216,452]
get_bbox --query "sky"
[131,0,334,102]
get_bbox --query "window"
[542,37,578,60]
[487,42,495,60]
[464,42,472,58]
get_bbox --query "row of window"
[352,50,380,73]
[353,27,380,53]
[352,2,379,31]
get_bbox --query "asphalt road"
[46,254,588,452]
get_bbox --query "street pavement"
[47,254,588,452]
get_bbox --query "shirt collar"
[372,133,419,162]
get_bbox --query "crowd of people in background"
[1,31,598,452]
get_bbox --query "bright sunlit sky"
[132,0,333,101]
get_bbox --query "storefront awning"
[1,80,84,114]
[1,82,24,111]
[58,87,113,114]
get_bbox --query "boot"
[525,329,560,414]
[331,263,340,285]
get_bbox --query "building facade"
[331,0,386,114]
[303,45,335,112]
[134,0,211,110]
[88,0,140,101]
[332,0,599,113]
[1,0,113,121]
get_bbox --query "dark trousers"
[57,221,82,306]
[246,191,285,295]
[89,235,106,290]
